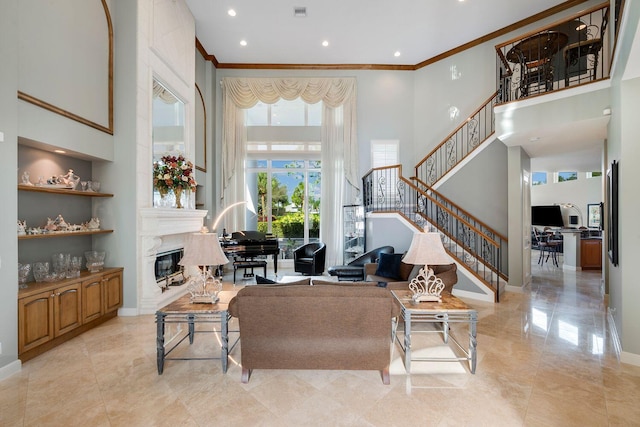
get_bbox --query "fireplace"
[138,207,207,314]
[155,248,185,291]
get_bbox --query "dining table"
[506,31,569,97]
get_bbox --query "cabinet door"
[54,283,82,336]
[103,271,123,313]
[18,290,54,354]
[82,277,104,323]
[581,239,602,269]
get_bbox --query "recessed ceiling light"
[394,51,401,57]
[227,9,236,17]
[322,40,329,47]
[240,40,247,46]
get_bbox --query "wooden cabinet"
[103,270,123,313]
[18,282,82,354]
[53,282,83,335]
[18,290,55,354]
[581,238,602,270]
[18,268,123,361]
[82,276,104,323]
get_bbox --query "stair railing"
[413,176,508,280]
[363,165,505,301]
[415,92,497,188]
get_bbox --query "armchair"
[293,242,326,275]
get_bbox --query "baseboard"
[505,284,525,293]
[621,351,640,367]
[452,288,495,303]
[118,307,138,317]
[608,308,622,358]
[0,360,22,381]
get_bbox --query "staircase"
[363,92,507,302]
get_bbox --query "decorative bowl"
[85,251,106,273]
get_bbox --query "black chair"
[293,242,326,275]
[328,246,395,281]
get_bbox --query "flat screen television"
[531,205,564,227]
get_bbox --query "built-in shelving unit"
[18,184,114,198]
[19,230,114,240]
[18,184,115,239]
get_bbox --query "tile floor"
[2,258,640,426]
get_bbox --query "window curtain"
[221,77,358,267]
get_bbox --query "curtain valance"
[221,77,356,109]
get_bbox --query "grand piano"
[221,230,280,275]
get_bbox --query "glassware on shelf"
[85,251,106,273]
[66,256,82,278]
[18,263,31,289]
[51,253,67,280]
[91,181,101,192]
[33,261,50,283]
[80,181,88,191]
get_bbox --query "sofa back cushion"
[228,284,399,370]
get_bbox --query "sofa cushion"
[397,261,414,281]
[375,253,404,279]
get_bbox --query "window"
[247,159,321,259]
[246,99,322,126]
[558,172,578,182]
[532,172,547,185]
[245,99,322,258]
[371,140,399,168]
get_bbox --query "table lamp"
[179,229,230,303]
[402,232,453,303]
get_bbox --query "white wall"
[0,0,20,377]
[531,173,603,228]
[17,0,114,159]
[605,0,640,362]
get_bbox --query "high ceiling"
[186,0,573,66]
[185,0,640,173]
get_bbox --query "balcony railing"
[496,3,610,103]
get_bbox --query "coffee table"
[155,290,239,374]
[391,291,478,374]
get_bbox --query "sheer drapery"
[221,77,358,266]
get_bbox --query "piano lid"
[231,230,273,242]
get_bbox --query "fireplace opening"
[155,248,185,291]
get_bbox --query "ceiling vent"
[293,6,307,17]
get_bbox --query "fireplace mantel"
[138,208,207,314]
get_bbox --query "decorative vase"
[174,187,183,208]
[156,187,169,207]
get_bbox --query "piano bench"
[233,260,267,283]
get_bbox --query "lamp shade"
[178,232,229,267]
[402,232,452,265]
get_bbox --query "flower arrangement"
[153,154,197,196]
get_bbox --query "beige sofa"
[364,262,458,294]
[228,283,400,384]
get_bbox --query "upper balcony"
[495,3,613,105]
